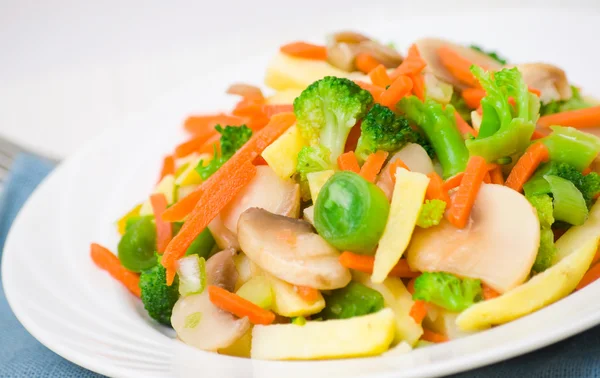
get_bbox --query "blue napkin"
[0,153,598,377]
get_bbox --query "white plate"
[4,8,600,378]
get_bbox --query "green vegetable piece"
[139,260,180,326]
[526,194,557,272]
[177,255,207,297]
[195,125,253,180]
[314,171,390,255]
[469,45,508,65]
[540,86,592,116]
[184,312,202,329]
[470,66,513,138]
[118,216,157,272]
[527,193,555,229]
[450,92,471,123]
[355,104,433,162]
[415,340,435,349]
[296,145,334,201]
[417,199,447,228]
[185,228,216,259]
[320,282,384,320]
[412,272,483,312]
[544,175,588,226]
[398,97,468,178]
[236,276,273,310]
[291,316,307,326]
[294,76,373,164]
[540,126,600,171]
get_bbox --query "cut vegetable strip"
[437,46,479,87]
[446,156,488,228]
[280,42,327,60]
[410,73,426,101]
[389,159,410,184]
[421,328,448,343]
[263,104,294,117]
[482,284,500,300]
[158,155,175,182]
[461,88,486,109]
[505,142,550,192]
[90,243,141,297]
[339,252,420,278]
[425,172,451,203]
[538,106,600,128]
[390,44,427,79]
[150,193,172,254]
[409,300,428,324]
[337,151,361,173]
[443,172,464,191]
[369,65,392,88]
[378,75,413,109]
[294,286,320,303]
[454,111,478,137]
[489,165,504,185]
[360,150,389,182]
[355,53,380,74]
[174,131,217,158]
[162,187,203,222]
[354,80,385,102]
[208,285,276,325]
[184,113,246,135]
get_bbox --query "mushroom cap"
[507,63,572,102]
[407,184,540,293]
[377,143,434,200]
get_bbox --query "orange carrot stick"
[354,80,385,102]
[482,284,500,300]
[454,111,478,137]
[461,88,486,109]
[197,133,222,155]
[360,150,389,182]
[280,41,327,60]
[426,172,451,203]
[538,106,600,128]
[410,73,426,101]
[446,155,488,228]
[483,172,492,184]
[345,122,362,152]
[355,53,380,74]
[583,166,593,176]
[150,194,172,254]
[369,64,392,88]
[378,75,413,109]
[337,151,361,173]
[531,129,547,140]
[338,252,420,278]
[409,300,428,324]
[443,172,464,191]
[388,159,410,184]
[263,104,294,117]
[207,285,276,325]
[226,83,264,101]
[390,44,427,79]
[294,286,320,303]
[490,165,504,185]
[174,131,218,158]
[437,46,479,87]
[90,243,141,297]
[422,328,449,343]
[184,114,246,135]
[162,188,203,222]
[576,262,600,290]
[162,113,296,284]
[505,142,550,192]
[158,155,175,182]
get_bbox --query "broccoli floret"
[140,260,180,326]
[296,145,334,201]
[354,104,434,161]
[195,125,252,180]
[526,193,557,273]
[413,272,482,312]
[531,162,600,206]
[469,45,508,65]
[294,76,373,163]
[416,199,447,228]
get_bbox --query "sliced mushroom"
[171,248,249,351]
[326,31,403,72]
[237,208,351,290]
[208,215,239,250]
[507,63,572,102]
[377,143,434,200]
[415,38,503,90]
[406,184,540,293]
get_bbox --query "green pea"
[320,282,384,320]
[314,171,390,255]
[118,216,157,272]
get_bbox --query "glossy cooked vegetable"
[195,125,253,180]
[139,259,180,325]
[540,126,600,170]
[117,216,157,273]
[314,171,390,255]
[320,282,385,320]
[412,272,483,312]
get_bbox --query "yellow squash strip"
[265,53,350,91]
[261,125,307,179]
[372,168,429,283]
[307,170,335,201]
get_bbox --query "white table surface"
[0,0,597,159]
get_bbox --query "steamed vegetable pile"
[90,31,600,360]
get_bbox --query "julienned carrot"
[489,165,504,185]
[90,243,141,297]
[576,262,600,290]
[345,122,362,152]
[162,188,203,222]
[409,300,428,324]
[410,73,426,101]
[390,44,427,79]
[294,286,320,303]
[482,284,500,300]
[538,106,600,128]
[505,142,550,192]
[263,104,294,117]
[454,111,478,137]
[529,87,542,97]
[158,155,175,182]
[280,41,327,60]
[197,133,222,155]
[150,193,172,254]
[360,150,389,182]
[461,88,486,109]
[446,155,488,228]
[226,83,264,101]
[338,251,420,278]
[443,172,464,191]
[354,81,385,102]
[337,151,361,173]
[369,64,392,88]
[162,113,296,284]
[355,53,380,74]
[483,172,492,184]
[184,114,246,135]
[531,129,547,140]
[426,172,451,203]
[378,75,413,109]
[174,130,218,158]
[233,98,264,118]
[422,328,449,343]
[437,46,479,88]
[207,285,276,325]
[388,159,410,184]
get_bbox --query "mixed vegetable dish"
[90,31,600,360]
